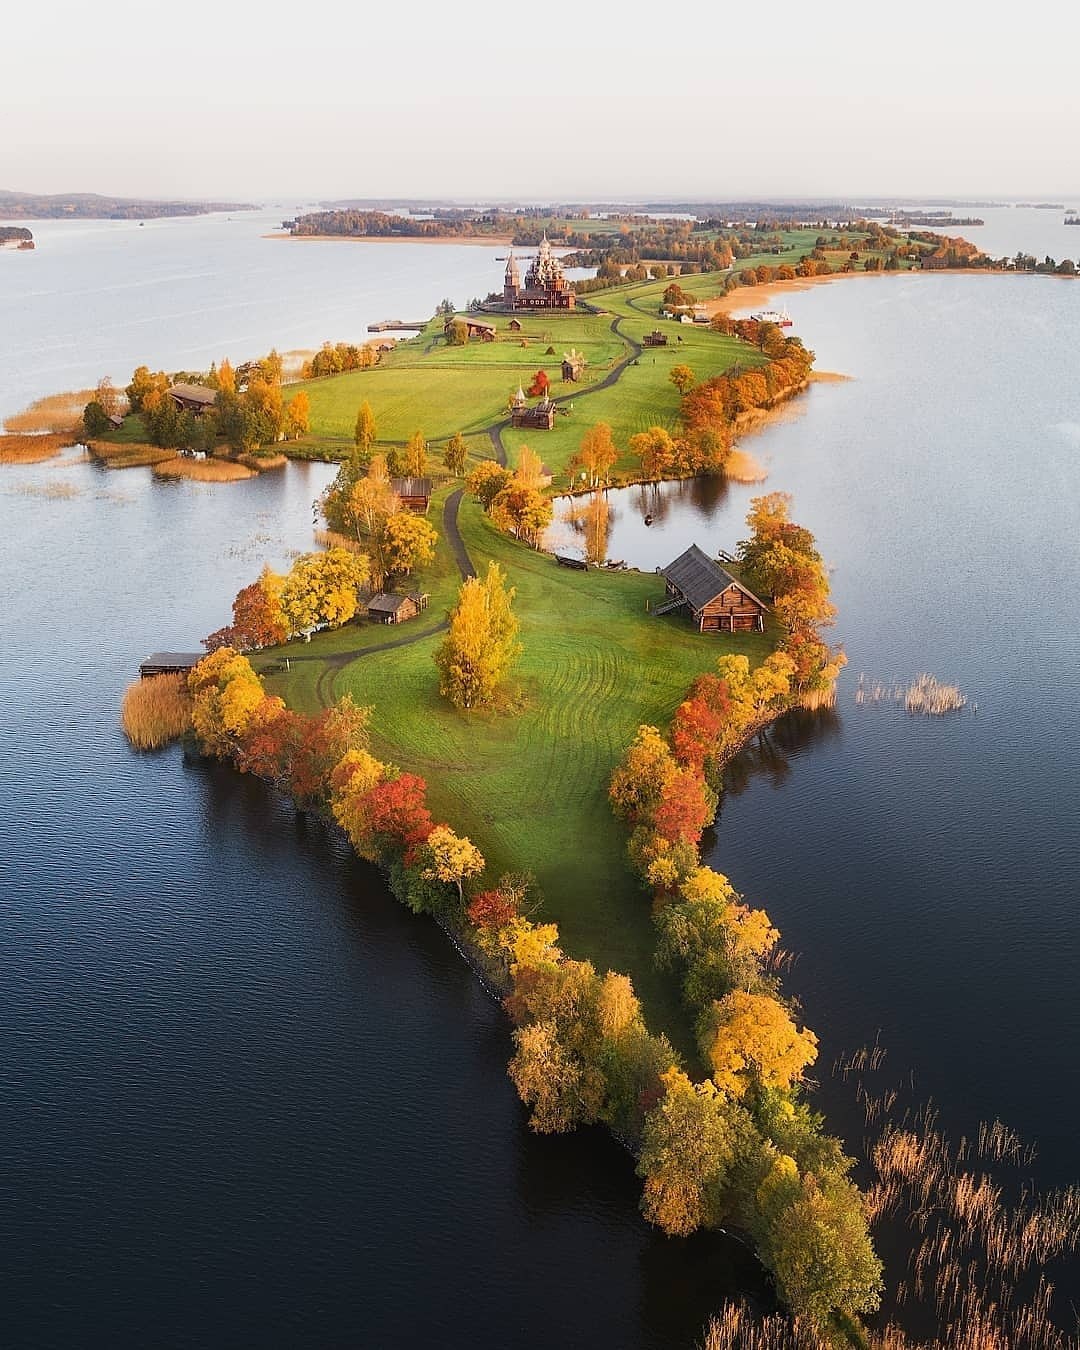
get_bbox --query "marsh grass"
[121,674,192,750]
[0,433,79,463]
[313,528,364,553]
[855,673,966,715]
[237,451,287,472]
[153,457,255,482]
[88,441,176,469]
[3,388,98,434]
[724,448,768,483]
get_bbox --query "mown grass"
[262,497,775,1050]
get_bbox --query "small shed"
[108,413,125,430]
[561,349,586,382]
[166,383,217,415]
[139,651,204,678]
[658,544,768,633]
[642,330,669,348]
[391,477,432,512]
[508,317,523,332]
[366,592,430,624]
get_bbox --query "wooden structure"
[139,651,204,678]
[508,317,523,332]
[107,413,125,430]
[503,236,576,310]
[367,319,427,332]
[555,553,588,570]
[561,348,586,382]
[510,391,556,430]
[657,545,768,633]
[166,383,217,415]
[642,330,669,348]
[366,592,430,625]
[391,477,432,511]
[445,316,496,341]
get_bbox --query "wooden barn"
[657,544,768,633]
[166,383,217,415]
[510,395,556,430]
[366,592,430,624]
[391,477,432,511]
[446,317,496,342]
[508,317,523,332]
[642,330,669,348]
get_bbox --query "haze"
[5,0,1079,202]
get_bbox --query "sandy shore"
[266,232,514,247]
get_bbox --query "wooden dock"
[366,319,427,333]
[139,651,203,678]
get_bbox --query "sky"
[4,0,1080,203]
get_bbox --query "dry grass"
[0,433,79,464]
[237,451,288,472]
[313,528,365,553]
[3,388,97,434]
[153,457,255,482]
[121,674,193,750]
[724,448,768,483]
[5,480,81,499]
[88,441,176,469]
[855,673,966,715]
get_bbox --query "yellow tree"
[435,561,521,709]
[514,444,545,489]
[285,390,310,440]
[422,825,485,906]
[443,431,468,477]
[700,991,818,1098]
[216,357,236,395]
[669,363,696,394]
[381,511,437,578]
[188,648,265,758]
[403,429,427,478]
[354,401,377,454]
[571,422,618,488]
[609,724,678,822]
[280,548,370,634]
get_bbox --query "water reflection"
[721,706,842,797]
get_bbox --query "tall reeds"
[88,441,175,469]
[855,673,966,715]
[4,388,101,435]
[724,448,768,483]
[0,433,78,464]
[121,674,192,750]
[152,457,255,481]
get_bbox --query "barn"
[391,477,432,512]
[166,383,217,415]
[366,592,430,624]
[657,544,768,633]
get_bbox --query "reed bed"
[88,441,176,469]
[855,673,966,715]
[724,448,768,483]
[797,684,837,712]
[0,433,79,463]
[6,480,81,499]
[121,674,192,750]
[237,451,287,472]
[153,457,255,482]
[3,388,97,434]
[313,528,364,553]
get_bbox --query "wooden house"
[139,651,204,678]
[510,395,556,430]
[657,544,768,633]
[508,317,523,332]
[642,330,669,348]
[167,383,217,415]
[391,477,432,512]
[366,592,430,624]
[561,349,586,382]
[446,317,496,341]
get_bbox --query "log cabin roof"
[661,544,769,612]
[367,592,412,614]
[166,383,217,407]
[390,477,432,498]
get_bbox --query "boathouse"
[166,383,217,415]
[139,651,204,678]
[391,477,432,512]
[657,544,768,633]
[366,592,430,624]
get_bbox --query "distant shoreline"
[266,231,515,247]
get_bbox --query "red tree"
[361,773,434,857]
[467,887,521,931]
[652,768,712,845]
[526,369,550,398]
[236,699,302,780]
[288,697,370,806]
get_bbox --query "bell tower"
[504,249,521,306]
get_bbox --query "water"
[583,270,1080,1312]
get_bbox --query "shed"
[166,383,217,415]
[391,477,432,512]
[108,413,125,430]
[657,544,768,633]
[366,592,430,624]
[446,317,496,342]
[139,651,204,678]
[508,317,523,332]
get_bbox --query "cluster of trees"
[435,561,521,709]
[604,656,879,1324]
[119,354,309,454]
[203,547,371,651]
[320,451,437,587]
[679,337,816,441]
[301,342,378,379]
[466,447,553,547]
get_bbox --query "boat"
[750,307,792,327]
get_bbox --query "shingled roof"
[661,544,768,612]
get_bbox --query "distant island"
[0,225,34,249]
[0,190,256,220]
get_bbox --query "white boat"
[750,307,792,327]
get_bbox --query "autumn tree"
[699,991,818,1098]
[421,825,485,907]
[354,401,377,458]
[204,565,288,652]
[403,430,427,478]
[125,365,168,412]
[466,459,512,508]
[435,561,521,710]
[526,369,550,398]
[629,426,679,479]
[570,422,618,488]
[444,431,468,477]
[488,483,553,547]
[669,364,696,394]
[285,391,310,439]
[188,648,266,759]
[514,444,545,490]
[609,724,678,824]
[381,510,437,578]
[280,548,370,634]
[287,694,373,807]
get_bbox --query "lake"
[3,213,1079,1341]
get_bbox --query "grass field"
[260,496,775,1052]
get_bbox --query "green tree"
[82,400,111,437]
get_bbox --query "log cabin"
[658,544,768,633]
[366,592,430,624]
[391,477,432,512]
[166,383,217,415]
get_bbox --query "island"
[0,225,34,249]
[0,189,256,219]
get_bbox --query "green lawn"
[261,498,776,1055]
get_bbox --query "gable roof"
[167,382,217,407]
[661,544,769,612]
[391,477,432,498]
[367,592,412,614]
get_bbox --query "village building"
[139,651,204,678]
[445,316,496,342]
[509,384,556,430]
[503,236,576,310]
[391,477,432,512]
[166,383,217,415]
[508,317,523,332]
[366,592,430,625]
[656,544,768,633]
[642,329,669,348]
[561,348,586,382]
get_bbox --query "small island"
[0,189,255,219]
[0,225,34,249]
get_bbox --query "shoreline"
[266,232,515,247]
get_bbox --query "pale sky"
[4,0,1079,203]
